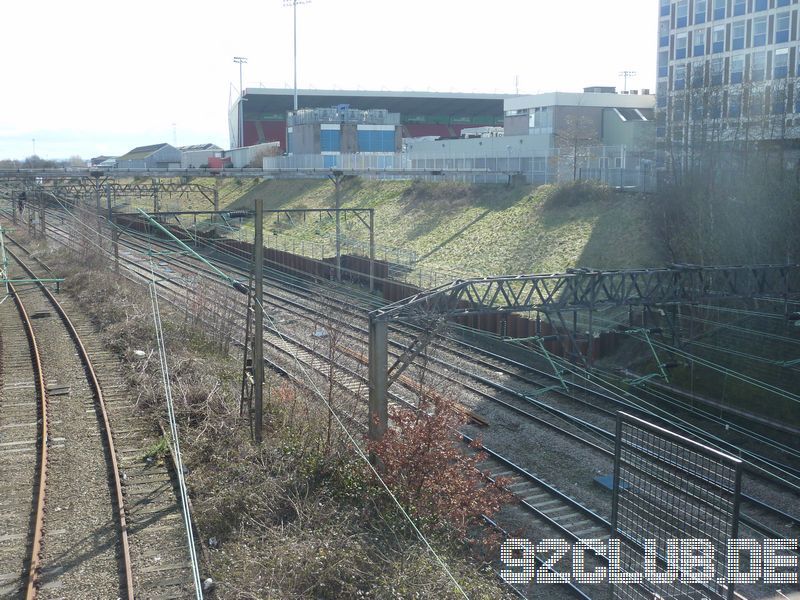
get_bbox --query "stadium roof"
[239,88,510,119]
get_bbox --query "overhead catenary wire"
[22,191,472,599]
[147,278,204,599]
[34,193,800,474]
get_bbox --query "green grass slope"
[222,178,666,276]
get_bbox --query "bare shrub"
[367,396,513,541]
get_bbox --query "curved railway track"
[0,247,133,598]
[1,239,199,599]
[5,204,800,598]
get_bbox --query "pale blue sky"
[0,0,656,160]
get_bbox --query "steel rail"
[60,218,800,523]
[9,278,49,600]
[6,246,135,600]
[12,210,800,544]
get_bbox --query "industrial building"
[261,88,656,188]
[286,107,402,167]
[229,88,507,149]
[402,88,656,185]
[115,143,182,170]
[658,0,800,164]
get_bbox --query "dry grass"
[28,234,514,599]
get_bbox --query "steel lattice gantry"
[1,175,219,213]
[366,264,800,443]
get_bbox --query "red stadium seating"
[260,121,287,149]
[243,121,260,146]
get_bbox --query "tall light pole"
[234,56,248,147]
[283,0,310,112]
[619,70,637,93]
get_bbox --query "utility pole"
[152,178,160,213]
[95,180,102,245]
[619,70,637,93]
[107,185,118,272]
[233,56,248,147]
[334,175,342,282]
[368,315,388,463]
[283,0,310,112]
[253,197,265,443]
[39,189,45,239]
[369,208,375,293]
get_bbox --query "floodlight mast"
[283,0,311,112]
[234,56,248,147]
[619,70,637,93]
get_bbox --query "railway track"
[99,220,800,536]
[0,242,198,598]
[2,211,623,599]
[6,205,800,597]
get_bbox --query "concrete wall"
[226,142,281,168]
[149,145,182,168]
[405,133,550,158]
[341,124,358,154]
[552,106,604,148]
[289,123,320,155]
[504,114,528,136]
[181,150,221,168]
[602,110,656,149]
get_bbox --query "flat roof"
[505,91,655,112]
[239,88,509,119]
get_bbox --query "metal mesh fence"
[611,412,742,600]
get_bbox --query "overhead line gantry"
[366,264,800,446]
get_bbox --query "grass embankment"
[26,234,512,599]
[116,176,263,213]
[219,178,664,276]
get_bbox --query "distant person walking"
[17,191,25,214]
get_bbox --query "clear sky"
[0,0,657,161]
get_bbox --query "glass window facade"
[676,0,688,27]
[712,26,725,52]
[674,64,687,89]
[775,12,791,43]
[693,62,706,86]
[774,48,789,78]
[693,29,706,55]
[752,17,767,46]
[673,98,686,122]
[710,57,724,84]
[695,0,707,24]
[660,21,670,47]
[729,92,742,117]
[730,54,744,83]
[751,52,766,81]
[732,21,745,50]
[659,0,800,143]
[658,50,669,77]
[676,33,688,59]
[749,89,765,116]
[772,88,787,114]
